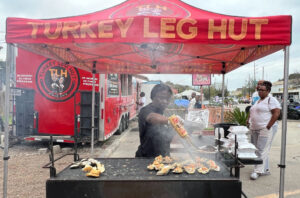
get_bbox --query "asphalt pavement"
[99,107,300,198]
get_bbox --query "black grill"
[47,156,242,198]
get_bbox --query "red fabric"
[5,0,292,74]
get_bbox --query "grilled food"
[82,164,93,172]
[71,158,105,178]
[197,166,210,174]
[163,156,173,164]
[184,164,196,174]
[156,165,172,176]
[147,164,155,170]
[206,160,220,171]
[154,163,164,171]
[155,155,163,163]
[172,166,183,174]
[86,167,101,178]
[70,162,81,169]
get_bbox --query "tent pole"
[221,73,225,122]
[3,43,13,198]
[279,46,289,198]
[91,62,96,156]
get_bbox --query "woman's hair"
[262,81,272,92]
[150,83,173,100]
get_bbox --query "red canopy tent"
[6,0,291,74]
[3,0,292,197]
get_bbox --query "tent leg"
[91,62,96,156]
[3,44,14,198]
[221,73,225,122]
[279,46,289,198]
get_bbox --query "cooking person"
[135,83,177,158]
[247,81,281,180]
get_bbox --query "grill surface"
[46,135,242,198]
[52,156,235,181]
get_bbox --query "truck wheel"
[115,118,124,135]
[121,117,126,132]
[125,115,129,129]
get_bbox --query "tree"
[202,85,229,101]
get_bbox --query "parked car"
[239,98,250,104]
[278,101,300,120]
[287,101,300,119]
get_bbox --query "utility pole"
[254,62,256,82]
[248,74,251,98]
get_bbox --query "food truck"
[14,48,143,143]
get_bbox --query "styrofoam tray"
[238,152,258,159]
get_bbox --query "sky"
[0,0,299,91]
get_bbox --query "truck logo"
[36,59,80,102]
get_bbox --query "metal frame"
[278,46,289,198]
[42,135,80,178]
[2,43,14,198]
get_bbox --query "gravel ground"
[0,141,105,198]
[0,121,134,198]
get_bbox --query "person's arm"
[246,114,250,128]
[266,108,280,130]
[146,113,169,125]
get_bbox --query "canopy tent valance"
[6,0,291,74]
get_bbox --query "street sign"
[10,89,22,96]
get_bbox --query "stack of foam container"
[226,126,257,159]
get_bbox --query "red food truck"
[14,48,143,143]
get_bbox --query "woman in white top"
[247,81,281,180]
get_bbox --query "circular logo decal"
[36,59,80,102]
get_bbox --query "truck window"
[128,75,132,95]
[121,74,128,96]
[107,74,119,97]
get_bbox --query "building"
[230,88,243,98]
[271,80,300,101]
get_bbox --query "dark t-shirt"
[135,103,174,157]
[194,102,202,109]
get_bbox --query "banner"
[192,74,211,86]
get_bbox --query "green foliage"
[288,72,300,80]
[224,107,249,126]
[202,85,229,100]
